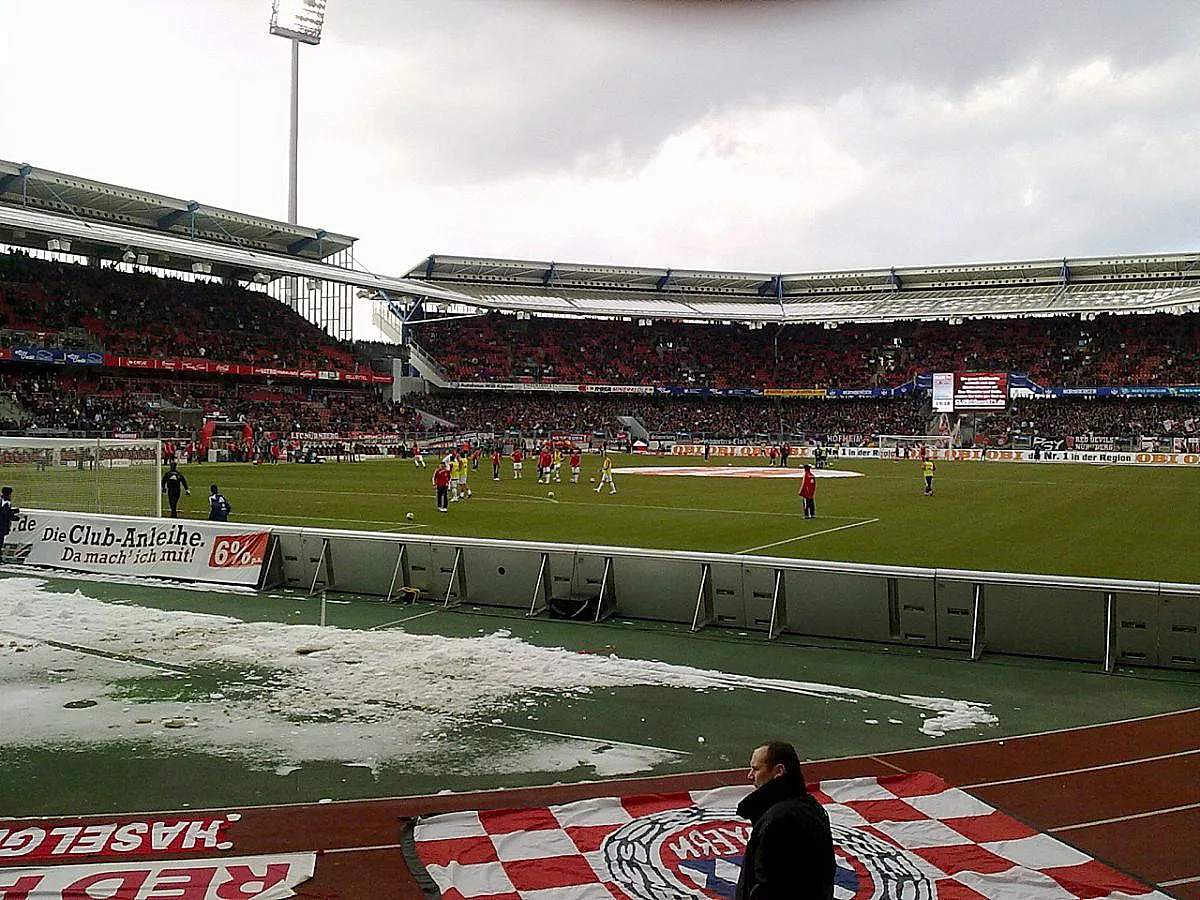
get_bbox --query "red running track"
[3,708,1197,899]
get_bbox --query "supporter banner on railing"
[825,388,892,398]
[1050,385,1200,398]
[761,388,822,397]
[449,381,655,394]
[101,353,392,385]
[6,347,105,366]
[15,511,269,586]
[657,387,763,397]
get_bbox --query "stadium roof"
[403,253,1200,324]
[0,159,355,259]
[0,159,468,306]
[4,158,1199,327]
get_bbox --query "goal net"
[876,433,956,460]
[0,437,162,517]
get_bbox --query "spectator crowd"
[0,249,1196,448]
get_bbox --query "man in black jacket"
[0,486,19,547]
[735,740,835,900]
[161,462,190,518]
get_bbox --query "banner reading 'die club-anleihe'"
[14,510,269,586]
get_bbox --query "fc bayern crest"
[601,806,936,900]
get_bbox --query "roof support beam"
[157,201,200,232]
[287,228,328,256]
[0,165,32,199]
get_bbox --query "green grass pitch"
[159,454,1200,584]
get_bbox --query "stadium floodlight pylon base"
[0,436,162,517]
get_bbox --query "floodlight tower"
[269,0,327,225]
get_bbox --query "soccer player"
[433,463,451,512]
[595,453,616,494]
[922,457,936,496]
[511,446,524,478]
[538,445,553,484]
[208,485,231,522]
[447,453,460,501]
[491,447,502,480]
[413,442,426,468]
[569,448,582,483]
[798,464,816,519]
[552,446,563,483]
[457,453,472,499]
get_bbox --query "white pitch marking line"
[370,608,442,630]
[740,518,880,553]
[1051,800,1200,833]
[255,514,428,530]
[960,746,1200,789]
[1161,874,1200,888]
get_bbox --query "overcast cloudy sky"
[4,0,1200,281]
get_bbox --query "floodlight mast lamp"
[269,0,327,225]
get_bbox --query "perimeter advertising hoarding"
[13,510,269,586]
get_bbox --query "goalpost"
[0,437,162,517]
[876,434,955,460]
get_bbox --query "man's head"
[1,486,11,499]
[210,484,219,495]
[804,464,812,472]
[169,462,177,470]
[748,740,803,789]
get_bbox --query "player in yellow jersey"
[595,453,616,494]
[457,454,472,499]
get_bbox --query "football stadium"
[3,4,1200,900]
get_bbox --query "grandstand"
[1,158,1198,460]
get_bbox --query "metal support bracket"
[767,570,787,641]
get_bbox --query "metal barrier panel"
[430,543,466,604]
[711,563,748,628]
[781,569,893,642]
[606,556,729,624]
[318,535,411,596]
[256,527,1199,672]
[894,576,939,646]
[461,545,546,612]
[272,530,310,591]
[402,541,435,595]
[572,552,611,610]
[742,564,783,631]
[962,582,1108,663]
[1158,590,1200,669]
[935,579,980,652]
[1111,590,1164,667]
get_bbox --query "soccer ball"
[548,491,555,499]
[405,512,414,521]
[589,477,596,483]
